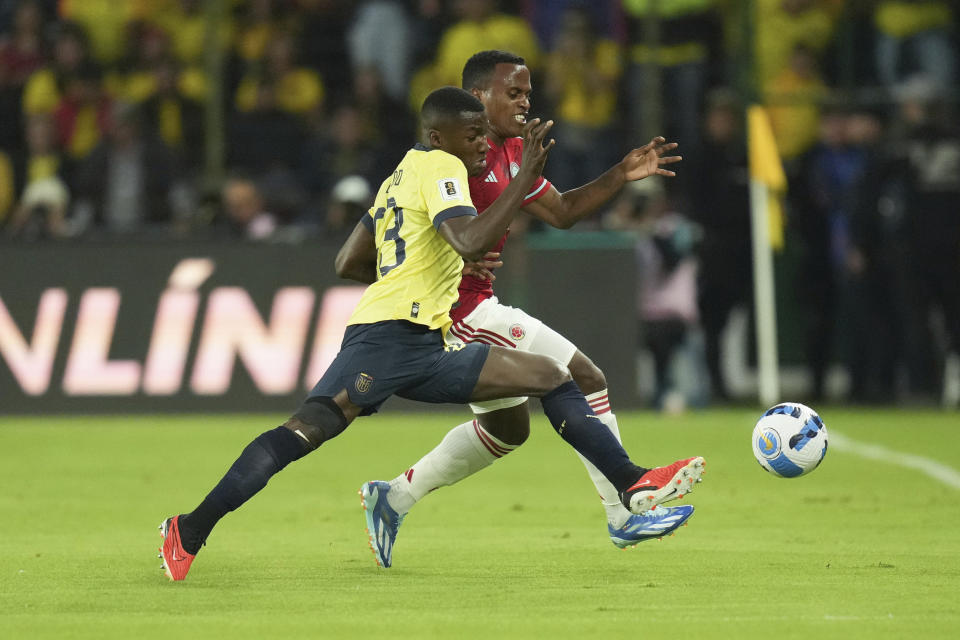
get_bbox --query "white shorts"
[445,296,578,413]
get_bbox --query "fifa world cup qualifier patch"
[437,178,463,201]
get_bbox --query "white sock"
[578,389,634,529]
[387,419,517,515]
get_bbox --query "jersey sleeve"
[422,151,478,229]
[508,138,552,205]
[523,176,552,204]
[360,207,376,233]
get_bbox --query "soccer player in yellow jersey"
[159,88,704,579]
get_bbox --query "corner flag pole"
[747,105,783,405]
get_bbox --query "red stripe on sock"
[405,468,414,482]
[473,420,511,457]
[589,402,611,415]
[587,393,611,414]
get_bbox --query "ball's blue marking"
[767,452,805,477]
[789,416,824,451]
[764,404,802,419]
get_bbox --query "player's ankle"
[605,503,632,529]
[177,514,206,555]
[386,477,416,515]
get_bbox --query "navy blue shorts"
[307,320,491,416]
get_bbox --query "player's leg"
[562,347,698,545]
[450,299,635,529]
[384,299,535,517]
[159,322,399,580]
[563,349,635,528]
[384,402,528,515]
[469,347,646,492]
[372,345,581,522]
[160,390,357,580]
[475,347,705,516]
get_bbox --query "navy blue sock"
[541,381,645,493]
[180,427,312,553]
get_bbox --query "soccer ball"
[752,402,828,478]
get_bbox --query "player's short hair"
[462,50,526,91]
[420,86,485,128]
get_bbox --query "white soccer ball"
[752,402,828,478]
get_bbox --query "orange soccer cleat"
[158,515,197,581]
[620,456,705,514]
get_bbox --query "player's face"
[440,113,490,176]
[479,63,532,141]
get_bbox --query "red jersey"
[451,136,552,322]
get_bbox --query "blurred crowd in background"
[0,0,957,406]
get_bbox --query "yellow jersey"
[347,144,478,334]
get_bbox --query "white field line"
[831,431,960,490]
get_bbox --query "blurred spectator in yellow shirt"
[435,0,540,86]
[766,44,828,161]
[542,6,622,192]
[623,0,721,157]
[873,1,955,88]
[152,0,233,68]
[411,0,540,112]
[22,20,89,115]
[108,20,206,106]
[52,63,112,160]
[4,113,72,240]
[233,0,290,70]
[137,57,204,168]
[58,0,151,66]
[235,29,323,116]
[754,0,840,92]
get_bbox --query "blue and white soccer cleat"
[359,481,405,568]
[608,504,695,549]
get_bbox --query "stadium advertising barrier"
[0,241,638,414]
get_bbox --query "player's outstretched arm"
[439,118,555,261]
[335,219,378,284]
[523,136,681,229]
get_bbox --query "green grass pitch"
[2,407,958,639]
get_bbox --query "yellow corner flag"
[747,105,786,250]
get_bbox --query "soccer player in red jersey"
[375,50,691,550]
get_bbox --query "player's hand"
[620,136,681,182]
[519,117,556,177]
[461,251,503,282]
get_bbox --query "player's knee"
[568,352,607,394]
[481,420,529,446]
[478,406,530,446]
[283,396,348,450]
[545,360,573,390]
[573,362,606,394]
